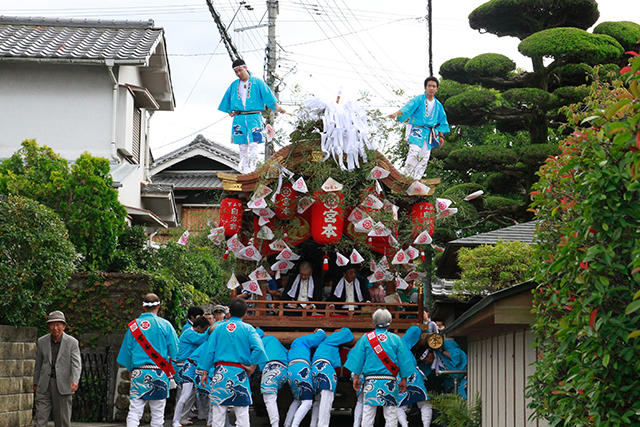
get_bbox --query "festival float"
[207,97,457,342]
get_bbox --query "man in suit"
[33,310,82,427]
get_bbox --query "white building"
[0,16,177,228]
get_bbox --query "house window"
[132,107,141,164]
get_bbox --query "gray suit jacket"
[33,332,82,395]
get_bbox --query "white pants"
[404,143,432,180]
[264,393,280,427]
[238,142,259,174]
[126,398,166,427]
[397,402,432,427]
[361,405,398,427]
[210,405,249,427]
[197,394,209,420]
[291,399,313,427]
[353,394,363,427]
[173,382,196,426]
[310,390,334,427]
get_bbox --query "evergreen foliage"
[468,0,599,40]
[0,140,127,270]
[431,393,482,427]
[454,241,535,296]
[424,1,636,243]
[527,52,640,425]
[593,21,640,51]
[0,195,76,325]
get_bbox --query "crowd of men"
[114,293,467,427]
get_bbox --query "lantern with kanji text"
[274,182,296,219]
[219,198,244,236]
[311,191,344,244]
[411,202,435,238]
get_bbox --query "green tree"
[0,140,127,270]
[0,195,76,325]
[527,53,640,424]
[415,0,637,242]
[453,240,536,296]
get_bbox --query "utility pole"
[264,0,279,159]
[426,0,433,76]
[205,0,241,62]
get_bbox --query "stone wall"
[0,325,37,426]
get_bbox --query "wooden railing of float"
[243,299,424,333]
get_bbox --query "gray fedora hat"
[46,310,67,324]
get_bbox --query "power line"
[305,1,396,101]
[153,115,229,150]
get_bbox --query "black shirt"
[50,336,61,378]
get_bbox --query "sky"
[4,0,640,158]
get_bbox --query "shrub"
[0,140,127,270]
[454,240,536,296]
[431,393,481,427]
[593,21,640,51]
[0,195,76,325]
[464,53,515,79]
[527,53,640,424]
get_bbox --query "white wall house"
[0,16,177,228]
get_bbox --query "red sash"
[366,331,400,376]
[128,319,176,378]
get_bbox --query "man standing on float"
[219,58,286,174]
[388,77,450,180]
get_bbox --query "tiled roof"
[432,278,456,296]
[153,172,223,190]
[0,16,162,64]
[152,134,240,172]
[447,221,537,246]
[437,221,538,279]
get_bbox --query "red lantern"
[311,191,344,244]
[274,182,296,219]
[219,198,244,236]
[411,202,435,238]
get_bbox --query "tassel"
[420,250,425,262]
[367,237,372,244]
[223,249,229,260]
[323,254,329,271]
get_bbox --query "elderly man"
[117,293,179,427]
[344,309,414,427]
[284,261,323,306]
[33,310,82,427]
[328,266,371,311]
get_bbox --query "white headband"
[142,301,161,307]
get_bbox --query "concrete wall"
[0,62,114,160]
[467,329,549,427]
[0,325,37,427]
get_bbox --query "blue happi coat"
[440,338,468,398]
[117,312,179,400]
[398,326,429,406]
[177,327,210,362]
[312,327,353,393]
[180,319,193,335]
[288,329,326,400]
[344,328,414,407]
[256,328,289,395]
[218,75,278,145]
[398,94,450,149]
[199,317,267,406]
